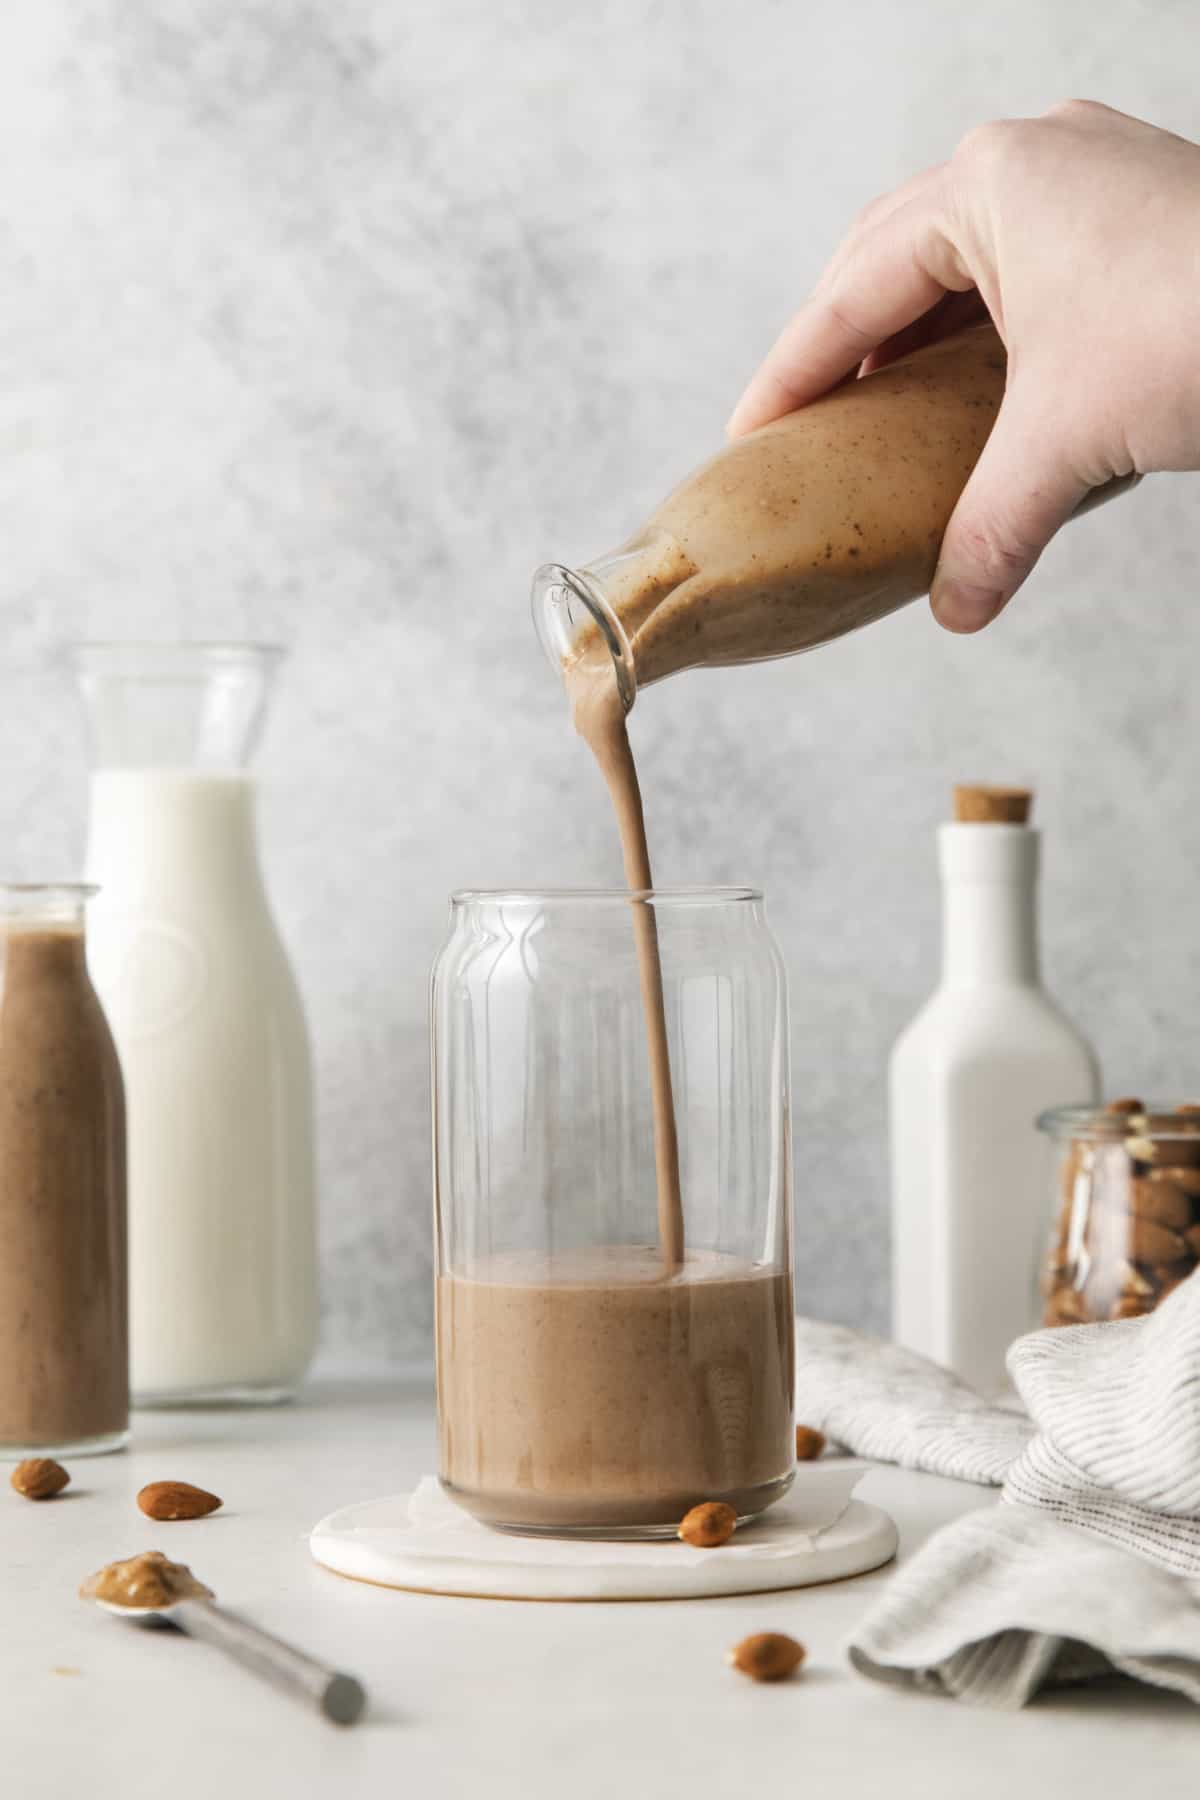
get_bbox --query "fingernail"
[930,577,1004,634]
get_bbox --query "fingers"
[858,290,990,375]
[725,299,892,439]
[727,176,969,437]
[930,385,1092,632]
[820,164,945,291]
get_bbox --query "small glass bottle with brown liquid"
[0,885,128,1456]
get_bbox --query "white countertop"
[7,1375,1197,1798]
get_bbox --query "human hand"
[728,101,1200,632]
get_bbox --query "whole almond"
[1115,1260,1155,1299]
[137,1480,222,1521]
[1157,1261,1196,1303]
[1127,1133,1200,1169]
[678,1501,736,1548]
[11,1457,70,1501]
[1041,1256,1067,1298]
[1130,1177,1192,1232]
[1129,1216,1186,1268]
[1106,1097,1144,1115]
[1045,1284,1087,1326]
[794,1425,826,1462]
[727,1632,806,1682]
[1150,1164,1200,1197]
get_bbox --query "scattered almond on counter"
[795,1425,825,1462]
[11,1457,70,1501]
[678,1501,736,1547]
[137,1480,223,1521]
[726,1632,806,1682]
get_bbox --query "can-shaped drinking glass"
[432,887,794,1537]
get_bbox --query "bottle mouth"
[451,885,761,907]
[530,564,637,715]
[1038,1102,1200,1141]
[69,643,287,680]
[0,883,99,923]
[70,642,283,771]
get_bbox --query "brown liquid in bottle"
[0,916,127,1450]
[564,323,1010,693]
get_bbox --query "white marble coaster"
[309,1464,898,1600]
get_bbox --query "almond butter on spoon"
[81,1551,367,1725]
[82,1550,212,1610]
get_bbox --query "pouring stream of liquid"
[568,660,684,1271]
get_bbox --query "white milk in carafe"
[85,770,318,1401]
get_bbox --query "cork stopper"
[953,785,1033,825]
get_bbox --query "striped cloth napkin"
[793,1270,1200,1707]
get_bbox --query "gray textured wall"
[2,1,1198,1365]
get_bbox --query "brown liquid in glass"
[0,924,127,1448]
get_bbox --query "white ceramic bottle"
[889,787,1098,1394]
[74,644,318,1404]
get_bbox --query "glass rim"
[0,882,99,917]
[531,563,638,715]
[68,641,287,669]
[451,885,763,906]
[0,882,99,898]
[1038,1102,1200,1140]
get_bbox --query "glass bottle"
[432,886,794,1538]
[1039,1103,1200,1325]
[72,644,317,1405]
[532,324,1136,710]
[0,884,128,1456]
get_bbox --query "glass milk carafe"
[73,644,317,1405]
[433,887,795,1537]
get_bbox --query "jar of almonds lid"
[1038,1100,1200,1326]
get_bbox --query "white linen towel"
[793,1271,1200,1707]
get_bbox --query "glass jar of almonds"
[1038,1101,1200,1325]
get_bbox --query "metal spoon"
[88,1589,367,1725]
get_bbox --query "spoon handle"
[174,1597,366,1724]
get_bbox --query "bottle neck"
[939,824,1040,987]
[73,643,281,769]
[532,531,696,714]
[1,924,90,989]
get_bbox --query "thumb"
[931,388,1091,633]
